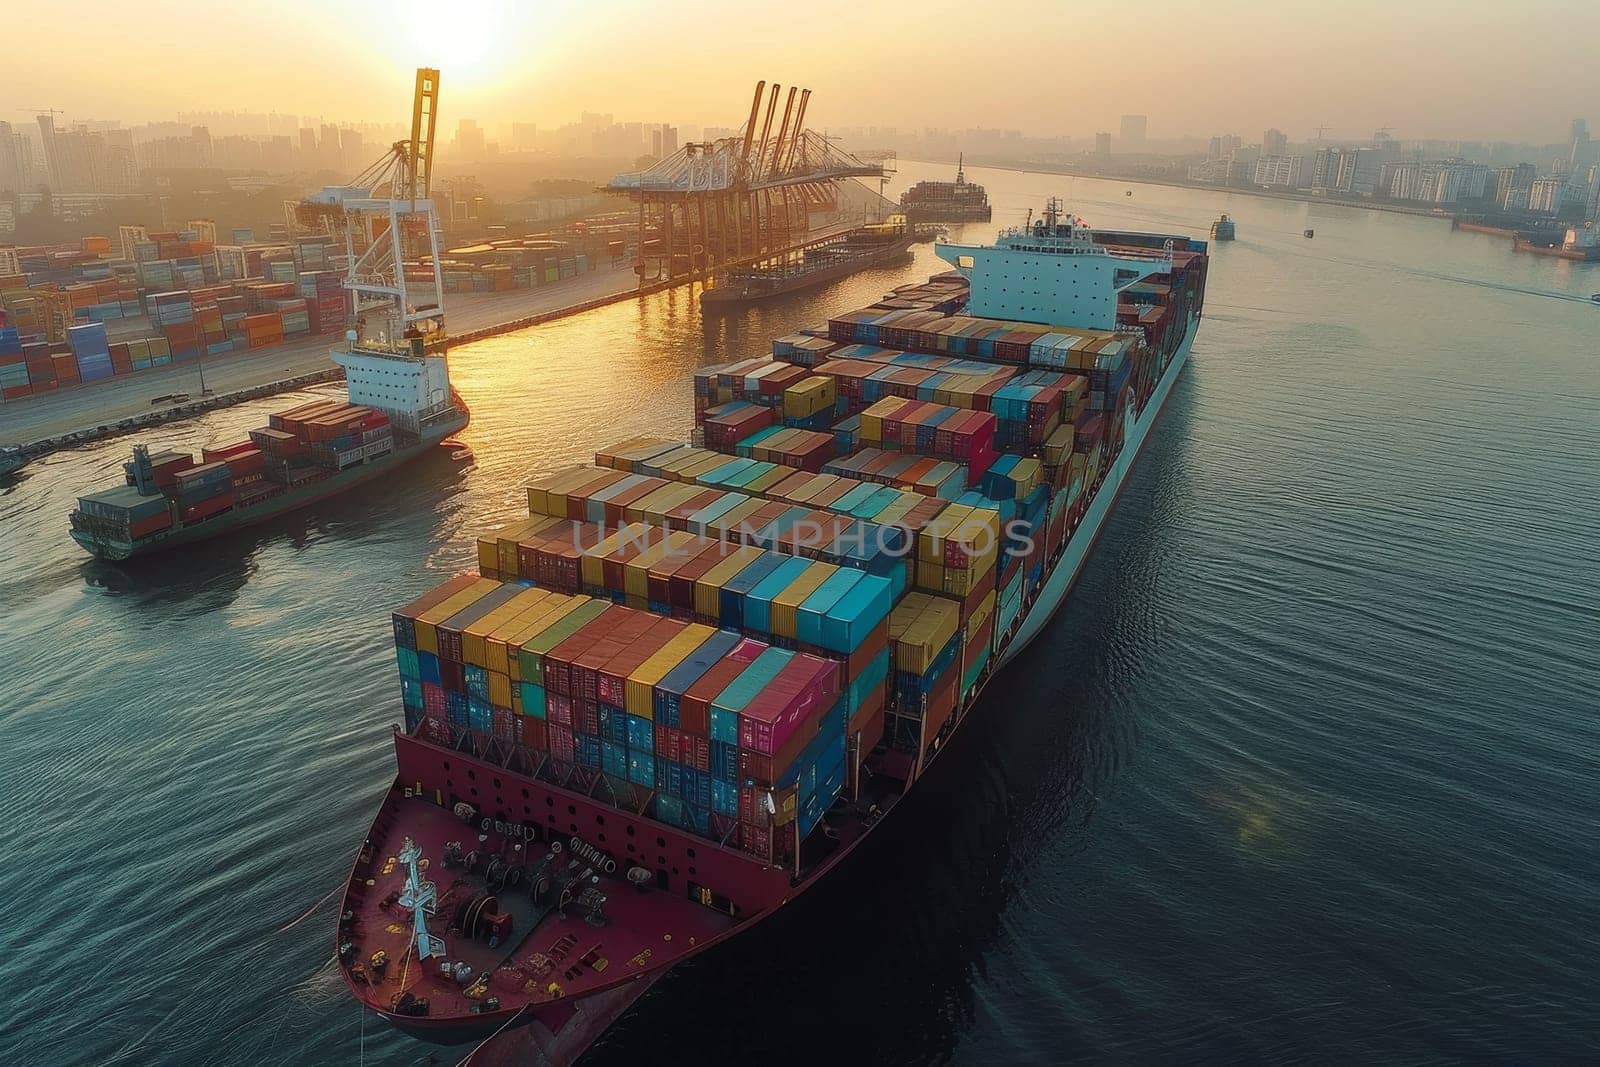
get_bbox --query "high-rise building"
[455,119,485,160]
[1252,154,1303,188]
[1494,163,1536,210]
[1094,132,1112,156]
[0,121,23,193]
[1207,134,1241,159]
[340,128,364,171]
[1568,118,1589,172]
[1528,178,1564,214]
[512,123,538,150]
[1312,147,1380,196]
[1263,128,1288,156]
[662,125,678,157]
[1119,114,1147,149]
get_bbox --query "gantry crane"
[298,67,445,346]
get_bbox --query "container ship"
[68,339,466,561]
[700,219,915,306]
[898,156,993,223]
[338,200,1207,1061]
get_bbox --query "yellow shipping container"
[504,595,592,681]
[489,670,513,707]
[463,587,550,667]
[746,464,796,496]
[859,396,912,443]
[783,375,836,420]
[628,482,694,524]
[579,522,652,589]
[769,561,837,638]
[1010,458,1043,500]
[484,590,568,674]
[524,464,590,518]
[681,453,731,482]
[875,495,919,527]
[413,579,504,657]
[712,497,769,537]
[624,530,699,600]
[895,595,961,675]
[477,515,555,577]
[694,545,766,617]
[624,623,718,717]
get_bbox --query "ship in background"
[900,155,993,223]
[700,216,915,306]
[338,198,1207,1062]
[68,70,467,561]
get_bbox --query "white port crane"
[299,68,445,348]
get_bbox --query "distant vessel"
[1126,190,1134,196]
[0,446,25,478]
[1591,293,1600,304]
[1210,214,1236,241]
[898,155,993,223]
[1304,228,1315,238]
[701,220,915,306]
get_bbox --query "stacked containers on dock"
[0,327,27,399]
[67,322,113,382]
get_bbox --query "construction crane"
[298,68,444,347]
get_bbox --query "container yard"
[338,199,1209,1060]
[0,229,614,406]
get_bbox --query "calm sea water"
[1,160,1597,1065]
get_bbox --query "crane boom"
[409,68,440,200]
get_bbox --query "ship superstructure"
[339,199,1207,1060]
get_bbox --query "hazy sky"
[8,0,1597,143]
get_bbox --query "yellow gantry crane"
[300,68,445,344]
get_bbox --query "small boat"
[0,446,26,478]
[1590,293,1600,303]
[1210,214,1236,241]
[1304,228,1315,238]
[1126,190,1134,196]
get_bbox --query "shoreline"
[5,268,669,459]
[908,156,1458,221]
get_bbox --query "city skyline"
[4,0,1597,145]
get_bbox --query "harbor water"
[1,160,1596,1064]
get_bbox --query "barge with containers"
[68,337,466,561]
[341,199,1207,1061]
[700,220,915,306]
[898,156,993,223]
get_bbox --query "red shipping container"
[492,706,516,742]
[528,716,553,751]
[596,617,685,706]
[548,724,576,763]
[738,654,841,755]
[128,511,173,539]
[181,492,234,523]
[575,700,600,736]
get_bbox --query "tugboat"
[1210,214,1236,241]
